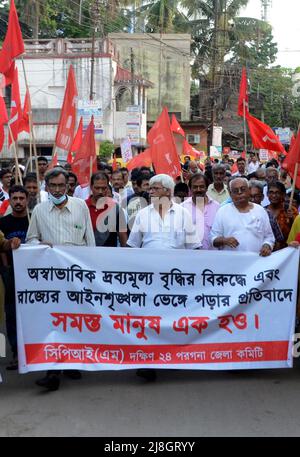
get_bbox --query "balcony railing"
[22,38,118,58]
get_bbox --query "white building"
[2,38,153,160]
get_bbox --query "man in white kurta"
[210,177,274,255]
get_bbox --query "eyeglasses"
[48,183,67,190]
[150,186,166,191]
[231,186,248,195]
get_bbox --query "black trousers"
[1,265,17,357]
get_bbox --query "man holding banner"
[127,174,201,251]
[26,167,95,391]
[127,173,201,381]
[211,178,274,256]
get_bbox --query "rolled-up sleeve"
[26,207,41,244]
[83,205,96,246]
[262,209,275,249]
[210,209,224,246]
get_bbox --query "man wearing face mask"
[26,167,95,391]
[26,168,95,247]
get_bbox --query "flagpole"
[21,57,41,202]
[243,100,247,155]
[8,124,23,185]
[29,132,33,172]
[8,123,31,223]
[90,156,93,183]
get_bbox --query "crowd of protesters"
[0,150,300,390]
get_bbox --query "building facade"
[2,38,152,160]
[109,33,191,122]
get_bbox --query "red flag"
[183,140,202,158]
[282,130,300,188]
[241,150,246,160]
[67,117,83,164]
[237,67,249,117]
[231,162,238,174]
[55,65,78,151]
[290,134,296,152]
[48,153,58,170]
[18,89,30,134]
[0,96,8,151]
[148,107,181,179]
[0,0,24,79]
[171,114,185,137]
[112,153,118,171]
[71,117,97,187]
[127,149,152,171]
[2,62,15,87]
[246,113,285,154]
[8,67,22,146]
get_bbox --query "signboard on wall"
[78,100,103,136]
[126,105,141,145]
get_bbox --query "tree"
[229,17,277,67]
[249,67,300,130]
[134,0,188,33]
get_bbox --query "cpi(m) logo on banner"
[0,333,5,358]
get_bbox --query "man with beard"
[182,173,219,250]
[207,165,230,204]
[0,185,29,369]
[85,172,127,247]
[126,173,150,231]
[24,173,48,213]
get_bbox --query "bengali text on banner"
[14,246,299,373]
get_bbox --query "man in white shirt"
[210,177,274,255]
[0,168,12,200]
[37,156,49,191]
[207,165,230,204]
[232,157,247,177]
[127,173,201,382]
[26,167,95,391]
[248,152,260,174]
[127,174,201,250]
[261,167,279,207]
[182,173,219,250]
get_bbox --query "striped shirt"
[26,196,95,246]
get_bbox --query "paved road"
[1,352,300,437]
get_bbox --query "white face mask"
[48,193,67,205]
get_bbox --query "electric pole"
[261,0,272,22]
[208,0,219,154]
[131,48,135,105]
[90,0,102,101]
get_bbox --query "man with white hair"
[127,173,201,383]
[210,177,274,256]
[127,174,201,250]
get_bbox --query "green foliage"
[99,140,115,159]
[250,67,300,129]
[229,17,277,67]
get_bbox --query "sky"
[241,0,300,68]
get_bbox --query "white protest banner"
[120,137,133,163]
[212,126,222,148]
[259,149,269,162]
[229,150,241,159]
[14,246,298,373]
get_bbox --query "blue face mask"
[48,193,67,206]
